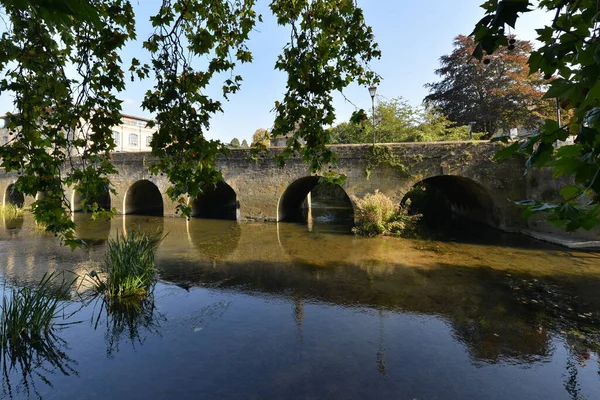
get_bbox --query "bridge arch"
[71,186,111,213]
[191,181,238,220]
[278,176,354,223]
[123,179,163,216]
[4,184,24,208]
[402,175,501,227]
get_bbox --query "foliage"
[269,0,380,170]
[418,108,485,142]
[87,230,162,299]
[472,0,600,230]
[0,204,23,219]
[425,35,557,138]
[241,139,249,148]
[229,138,240,148]
[0,0,380,243]
[0,0,131,245]
[351,190,420,237]
[251,128,271,148]
[2,0,101,28]
[329,97,474,144]
[365,145,409,180]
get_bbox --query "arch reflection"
[72,213,111,246]
[186,218,241,261]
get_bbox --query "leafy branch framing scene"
[1,1,600,398]
[0,0,380,242]
[471,0,600,231]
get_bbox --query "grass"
[0,273,77,398]
[87,230,163,299]
[0,204,24,219]
[0,273,71,348]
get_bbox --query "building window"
[129,133,138,147]
[145,136,152,147]
[112,131,120,146]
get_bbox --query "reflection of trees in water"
[90,293,164,357]
[1,328,77,399]
[450,315,551,365]
[156,254,577,365]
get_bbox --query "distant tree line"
[329,97,477,144]
[331,34,559,144]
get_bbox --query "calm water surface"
[1,211,600,399]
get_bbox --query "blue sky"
[1,0,551,143]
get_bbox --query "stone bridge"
[0,142,549,232]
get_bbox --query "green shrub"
[351,190,420,237]
[88,230,162,299]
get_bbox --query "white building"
[0,113,157,153]
[111,114,156,152]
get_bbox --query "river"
[1,209,600,399]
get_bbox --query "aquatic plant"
[87,230,162,299]
[351,190,420,237]
[0,273,77,398]
[0,205,24,219]
[0,274,71,347]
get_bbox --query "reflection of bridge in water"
[2,214,600,366]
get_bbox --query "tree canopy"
[330,97,472,144]
[229,138,241,148]
[0,0,380,244]
[251,128,271,148]
[472,0,600,231]
[425,35,556,139]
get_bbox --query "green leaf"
[560,185,581,200]
[494,141,520,160]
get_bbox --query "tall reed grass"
[0,274,76,398]
[87,230,162,299]
[0,273,72,349]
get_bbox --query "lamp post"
[368,85,377,146]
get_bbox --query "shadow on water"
[156,255,600,367]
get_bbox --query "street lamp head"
[368,85,377,99]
